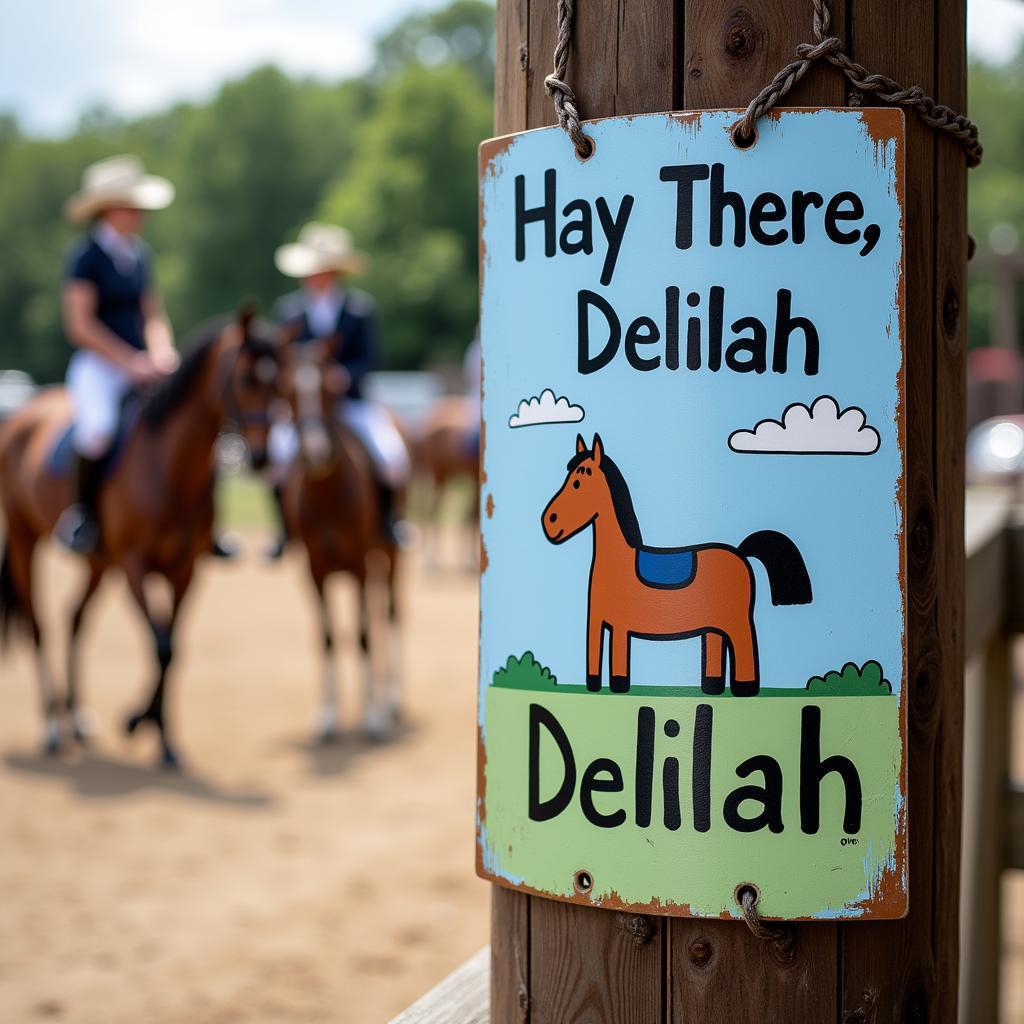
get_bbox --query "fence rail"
[391,488,1023,1024]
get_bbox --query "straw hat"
[274,222,367,278]
[65,155,175,223]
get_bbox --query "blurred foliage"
[0,0,494,381]
[968,45,1024,348]
[1,8,1021,381]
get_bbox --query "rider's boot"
[55,453,103,555]
[265,484,289,561]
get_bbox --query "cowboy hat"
[274,222,367,278]
[65,154,175,223]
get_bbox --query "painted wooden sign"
[477,109,906,920]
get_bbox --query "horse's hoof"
[701,676,726,696]
[610,675,630,694]
[731,680,759,698]
[160,745,180,771]
[314,709,341,744]
[70,708,99,742]
[362,712,390,741]
[586,675,602,692]
[43,720,63,756]
[125,712,144,736]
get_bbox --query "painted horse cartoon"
[541,434,812,696]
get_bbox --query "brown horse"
[279,342,403,740]
[414,396,479,570]
[0,312,281,764]
[541,434,812,696]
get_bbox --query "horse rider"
[267,222,411,556]
[56,155,180,554]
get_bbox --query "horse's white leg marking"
[386,620,403,720]
[35,649,61,751]
[316,654,340,740]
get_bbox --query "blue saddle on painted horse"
[46,396,140,480]
[636,546,697,588]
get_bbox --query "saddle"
[636,546,697,589]
[46,394,140,481]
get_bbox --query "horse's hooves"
[610,675,631,694]
[160,745,181,771]
[731,680,760,698]
[362,715,390,742]
[125,712,144,736]
[701,676,726,696]
[317,725,342,745]
[43,727,63,757]
[70,708,99,743]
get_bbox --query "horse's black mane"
[140,314,279,431]
[567,449,643,548]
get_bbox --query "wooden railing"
[391,488,1023,1024]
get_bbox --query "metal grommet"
[574,135,596,162]
[734,882,760,908]
[573,868,594,895]
[730,121,758,150]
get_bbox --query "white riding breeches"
[66,350,133,458]
[269,399,411,487]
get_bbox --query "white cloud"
[728,396,881,455]
[509,389,585,429]
[0,0,418,135]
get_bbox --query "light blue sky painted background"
[480,110,904,703]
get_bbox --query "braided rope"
[544,0,594,158]
[737,0,982,166]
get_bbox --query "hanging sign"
[476,109,907,921]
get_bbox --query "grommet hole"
[573,869,594,894]
[730,122,758,150]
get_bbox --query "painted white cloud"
[728,396,880,455]
[509,389,585,429]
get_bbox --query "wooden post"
[490,0,968,1019]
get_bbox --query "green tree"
[318,62,492,367]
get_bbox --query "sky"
[1,0,1022,137]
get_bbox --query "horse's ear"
[576,434,586,454]
[592,434,604,465]
[237,302,257,336]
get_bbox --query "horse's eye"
[573,479,581,490]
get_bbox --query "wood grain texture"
[389,947,490,1024]
[530,900,662,1023]
[491,887,530,1024]
[495,0,529,137]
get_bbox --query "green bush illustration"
[806,660,892,696]
[493,652,558,690]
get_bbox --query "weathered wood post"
[489,0,968,1019]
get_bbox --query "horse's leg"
[701,632,726,695]
[609,626,630,694]
[66,560,104,741]
[586,613,603,691]
[383,549,403,722]
[728,619,760,697]
[312,570,340,742]
[425,470,442,573]
[4,524,62,752]
[360,570,389,739]
[123,558,192,768]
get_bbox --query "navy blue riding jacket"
[273,289,379,400]
[64,236,151,351]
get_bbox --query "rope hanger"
[544,0,982,167]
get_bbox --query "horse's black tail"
[0,538,26,648]
[738,530,812,606]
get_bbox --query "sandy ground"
[0,531,488,1023]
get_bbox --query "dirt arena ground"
[0,525,488,1023]
[2,513,1023,1022]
